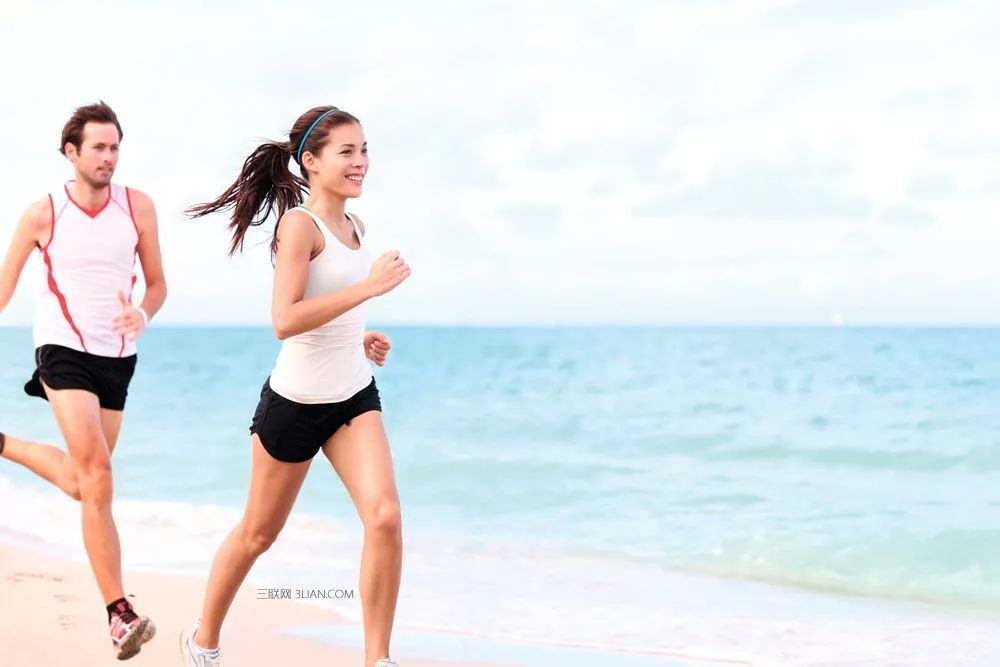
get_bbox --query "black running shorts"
[24,344,138,411]
[250,377,382,463]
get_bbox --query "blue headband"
[296,107,339,164]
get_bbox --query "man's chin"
[85,174,113,187]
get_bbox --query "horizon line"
[2,322,999,329]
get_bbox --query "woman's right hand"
[366,250,411,297]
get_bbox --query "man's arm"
[129,188,167,321]
[0,199,49,313]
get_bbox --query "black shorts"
[250,377,382,463]
[24,344,138,411]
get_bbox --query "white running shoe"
[179,620,222,667]
[375,660,398,667]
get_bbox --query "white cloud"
[0,0,997,325]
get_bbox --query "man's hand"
[112,290,147,341]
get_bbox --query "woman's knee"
[239,521,283,557]
[363,499,402,540]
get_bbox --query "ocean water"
[1,326,999,665]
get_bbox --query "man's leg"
[55,408,125,502]
[1,410,123,501]
[42,384,154,658]
[41,383,124,604]
[0,408,123,500]
[0,433,83,500]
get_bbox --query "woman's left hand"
[364,330,392,366]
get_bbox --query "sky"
[0,0,998,325]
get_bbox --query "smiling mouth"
[346,175,363,184]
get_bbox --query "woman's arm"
[270,210,410,340]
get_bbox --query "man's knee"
[74,445,113,505]
[64,482,82,502]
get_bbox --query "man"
[0,101,166,660]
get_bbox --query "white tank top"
[33,182,140,358]
[268,207,373,404]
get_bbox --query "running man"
[0,101,167,659]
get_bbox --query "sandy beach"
[0,537,506,667]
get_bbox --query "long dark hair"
[187,105,361,256]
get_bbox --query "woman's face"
[304,122,369,198]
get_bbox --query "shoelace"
[110,616,138,641]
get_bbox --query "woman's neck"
[304,191,347,226]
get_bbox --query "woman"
[182,106,410,667]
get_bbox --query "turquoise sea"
[1,326,998,665]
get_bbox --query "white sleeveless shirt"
[34,182,140,358]
[268,207,373,404]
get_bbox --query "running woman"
[181,105,410,667]
[0,101,167,659]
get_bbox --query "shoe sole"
[116,617,156,660]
